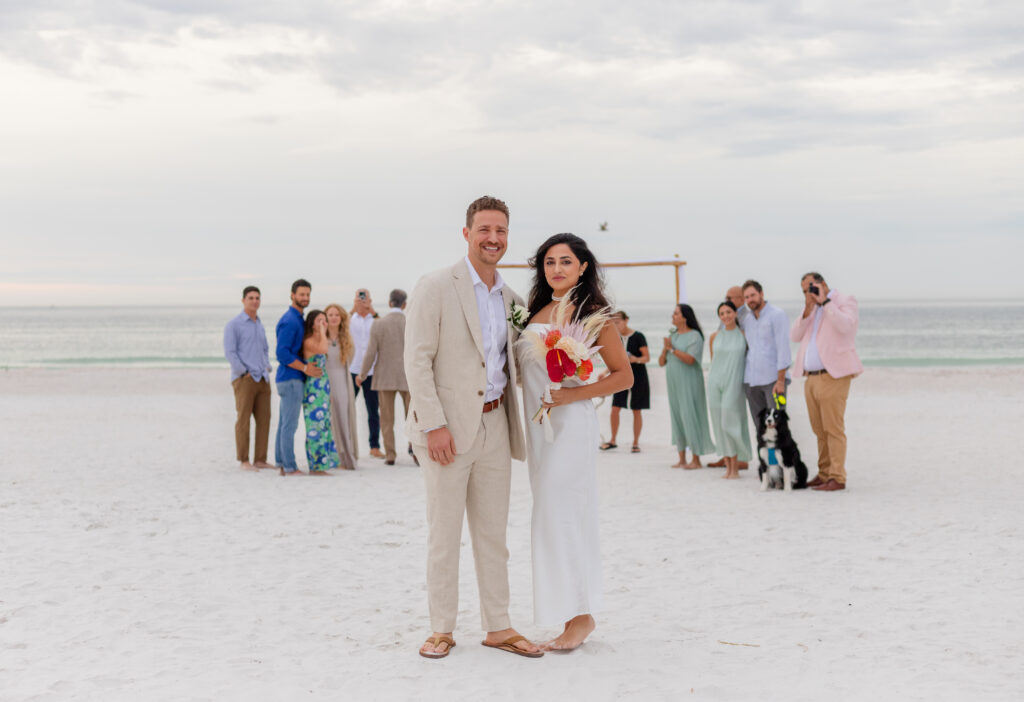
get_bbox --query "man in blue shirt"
[739,279,792,427]
[275,278,321,475]
[224,285,273,471]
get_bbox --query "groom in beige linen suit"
[405,196,541,659]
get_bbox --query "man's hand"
[305,364,323,378]
[355,375,363,387]
[426,427,456,466]
[773,378,786,397]
[803,290,818,314]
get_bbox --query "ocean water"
[1,301,1022,369]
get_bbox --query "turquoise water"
[0,301,1022,369]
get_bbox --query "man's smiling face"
[463,209,508,268]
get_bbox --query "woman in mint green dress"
[301,310,340,473]
[708,301,752,479]
[659,304,714,469]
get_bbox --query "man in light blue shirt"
[223,285,273,471]
[739,279,792,428]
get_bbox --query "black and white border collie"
[756,406,808,491]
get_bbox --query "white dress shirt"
[465,257,508,403]
[802,290,834,373]
[350,311,375,376]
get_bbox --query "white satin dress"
[517,323,602,627]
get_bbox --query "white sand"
[1,365,1021,701]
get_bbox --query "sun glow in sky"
[2,1,1022,306]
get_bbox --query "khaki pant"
[415,410,512,633]
[378,389,411,462]
[232,375,271,463]
[804,373,852,485]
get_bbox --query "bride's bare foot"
[545,614,595,651]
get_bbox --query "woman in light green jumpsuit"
[659,304,714,468]
[707,301,752,479]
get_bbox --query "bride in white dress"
[516,234,633,650]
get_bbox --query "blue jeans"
[275,379,304,472]
[352,372,380,449]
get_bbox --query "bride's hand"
[542,387,573,408]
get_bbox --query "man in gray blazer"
[405,196,541,660]
[357,289,411,466]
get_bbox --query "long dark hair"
[526,233,610,322]
[303,309,325,341]
[677,303,704,339]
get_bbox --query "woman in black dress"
[600,310,650,453]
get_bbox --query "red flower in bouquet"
[575,358,594,381]
[544,329,562,348]
[546,348,577,383]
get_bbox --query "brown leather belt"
[805,369,829,376]
[482,394,504,413]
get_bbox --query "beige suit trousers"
[378,389,410,461]
[416,409,512,633]
[804,373,852,485]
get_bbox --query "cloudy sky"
[1,0,1022,307]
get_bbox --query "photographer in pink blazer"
[791,272,863,492]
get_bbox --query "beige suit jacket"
[359,310,409,392]
[404,259,526,461]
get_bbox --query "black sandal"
[599,442,617,450]
[631,446,641,453]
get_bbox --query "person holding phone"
[791,272,863,491]
[350,289,385,459]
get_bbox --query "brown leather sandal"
[481,635,544,658]
[419,635,456,659]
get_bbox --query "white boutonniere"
[507,300,528,332]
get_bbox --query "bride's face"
[543,243,588,294]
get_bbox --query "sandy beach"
[1,365,1021,701]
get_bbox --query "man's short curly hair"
[466,196,510,228]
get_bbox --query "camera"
[808,284,820,295]
[358,291,367,300]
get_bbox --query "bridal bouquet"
[521,291,611,428]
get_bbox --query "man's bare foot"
[253,461,275,469]
[707,458,726,467]
[545,615,595,651]
[484,628,542,655]
[420,631,455,658]
[369,448,386,459]
[239,461,257,471]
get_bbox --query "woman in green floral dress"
[301,310,340,473]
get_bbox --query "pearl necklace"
[551,293,565,302]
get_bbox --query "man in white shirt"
[405,196,538,660]
[350,289,385,459]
